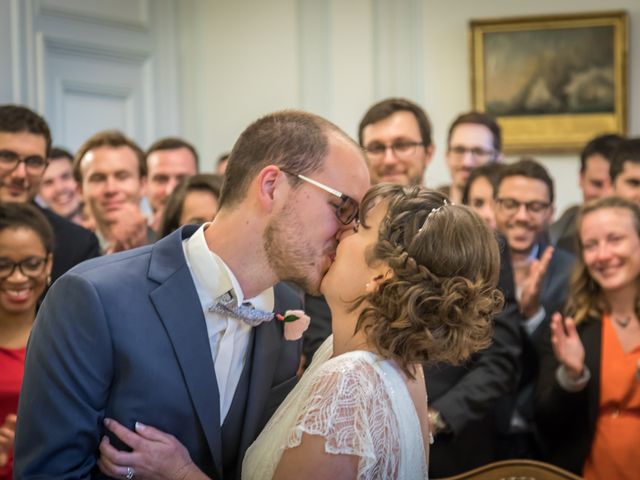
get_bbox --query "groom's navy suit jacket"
[15,226,303,479]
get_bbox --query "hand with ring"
[126,466,135,480]
[97,418,209,480]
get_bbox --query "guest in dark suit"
[0,105,99,283]
[550,134,621,255]
[493,158,575,459]
[14,110,371,479]
[426,236,522,476]
[537,196,640,479]
[425,160,521,476]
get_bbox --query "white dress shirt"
[182,224,274,423]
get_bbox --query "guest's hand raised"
[0,413,16,467]
[107,204,149,253]
[550,312,585,379]
[98,418,209,480]
[518,245,553,318]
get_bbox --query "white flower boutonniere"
[276,309,310,341]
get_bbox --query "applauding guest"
[537,196,640,479]
[0,204,53,480]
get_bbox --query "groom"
[15,111,371,479]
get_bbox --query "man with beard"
[493,158,574,459]
[14,110,371,480]
[358,97,434,186]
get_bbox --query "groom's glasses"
[282,170,359,225]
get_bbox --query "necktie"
[208,290,274,327]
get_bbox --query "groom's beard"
[263,206,334,296]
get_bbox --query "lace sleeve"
[285,354,400,479]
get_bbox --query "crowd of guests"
[0,99,638,479]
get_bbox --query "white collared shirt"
[182,224,274,423]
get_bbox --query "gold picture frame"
[470,11,628,153]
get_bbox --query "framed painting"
[470,11,628,153]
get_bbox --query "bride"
[98,184,503,479]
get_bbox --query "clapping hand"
[0,413,16,467]
[550,312,585,379]
[107,204,149,253]
[518,246,554,318]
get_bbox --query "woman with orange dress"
[536,196,640,479]
[0,203,53,479]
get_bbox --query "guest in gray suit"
[14,110,371,479]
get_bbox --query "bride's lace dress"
[242,336,428,479]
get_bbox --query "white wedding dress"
[242,336,429,479]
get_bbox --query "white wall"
[178,0,639,214]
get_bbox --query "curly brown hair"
[566,196,640,325]
[354,184,504,377]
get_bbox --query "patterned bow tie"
[208,290,274,327]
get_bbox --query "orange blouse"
[583,314,640,480]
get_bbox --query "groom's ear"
[255,165,284,212]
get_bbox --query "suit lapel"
[148,228,223,478]
[237,316,284,457]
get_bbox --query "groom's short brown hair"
[219,110,357,208]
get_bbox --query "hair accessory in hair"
[418,199,449,233]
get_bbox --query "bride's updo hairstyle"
[356,183,503,377]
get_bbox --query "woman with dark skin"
[0,203,53,479]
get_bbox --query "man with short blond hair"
[74,130,151,253]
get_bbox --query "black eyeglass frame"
[0,256,50,279]
[447,145,497,160]
[0,149,49,174]
[363,141,425,159]
[495,197,551,215]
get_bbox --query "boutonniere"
[276,309,310,341]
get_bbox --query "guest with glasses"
[0,203,53,480]
[492,158,575,460]
[536,196,640,479]
[359,98,434,187]
[0,105,99,284]
[441,111,503,204]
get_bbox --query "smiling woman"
[536,196,640,479]
[0,203,53,479]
